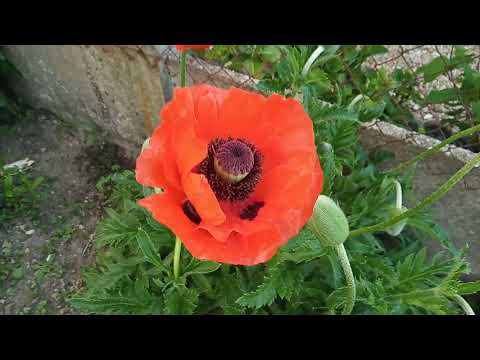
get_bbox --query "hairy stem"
[453,294,475,315]
[172,51,189,279]
[350,153,480,238]
[386,123,480,175]
[173,237,182,279]
[302,45,325,77]
[335,243,356,315]
[180,51,187,87]
[394,180,402,209]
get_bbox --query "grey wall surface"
[3,45,168,157]
[359,121,480,276]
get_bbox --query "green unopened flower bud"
[319,141,333,154]
[307,195,350,247]
[385,206,408,236]
[384,181,408,236]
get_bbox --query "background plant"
[204,45,281,80]
[66,45,480,315]
[201,45,480,152]
[0,161,46,222]
[69,55,480,314]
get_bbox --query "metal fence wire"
[157,45,259,91]
[155,45,480,168]
[153,45,480,192]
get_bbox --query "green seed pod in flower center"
[307,195,350,247]
[213,140,255,184]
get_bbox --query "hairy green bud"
[307,195,350,247]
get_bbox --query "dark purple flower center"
[214,140,255,183]
[194,137,263,202]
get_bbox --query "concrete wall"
[3,45,168,157]
[359,121,480,275]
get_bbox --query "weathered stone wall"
[3,45,168,157]
[359,121,480,276]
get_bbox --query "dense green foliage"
[68,45,480,315]
[205,45,480,150]
[0,162,46,222]
[69,61,480,313]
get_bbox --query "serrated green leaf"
[69,296,146,314]
[164,285,198,315]
[407,214,459,256]
[222,304,245,315]
[190,273,214,296]
[272,265,303,301]
[30,176,45,191]
[418,57,447,83]
[457,280,480,295]
[472,101,480,120]
[326,286,350,312]
[426,88,458,103]
[236,281,276,309]
[183,260,221,277]
[136,228,171,275]
[134,275,150,299]
[277,59,293,83]
[261,46,282,64]
[358,45,388,61]
[243,59,264,78]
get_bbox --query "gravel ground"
[368,45,480,131]
[0,110,132,315]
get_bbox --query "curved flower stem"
[335,243,356,315]
[173,237,182,280]
[180,51,187,87]
[453,294,475,315]
[302,45,325,77]
[172,51,189,280]
[394,180,402,209]
[349,153,480,238]
[386,123,480,175]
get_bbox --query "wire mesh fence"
[369,45,480,140]
[114,44,480,272]
[154,44,480,192]
[157,45,258,91]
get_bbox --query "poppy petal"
[135,146,168,189]
[183,228,282,266]
[258,94,316,173]
[191,86,225,141]
[191,87,271,144]
[182,172,226,226]
[136,111,181,191]
[136,85,324,266]
[164,88,208,177]
[164,87,225,224]
[138,190,196,244]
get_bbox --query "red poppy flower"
[175,45,211,51]
[136,85,323,265]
